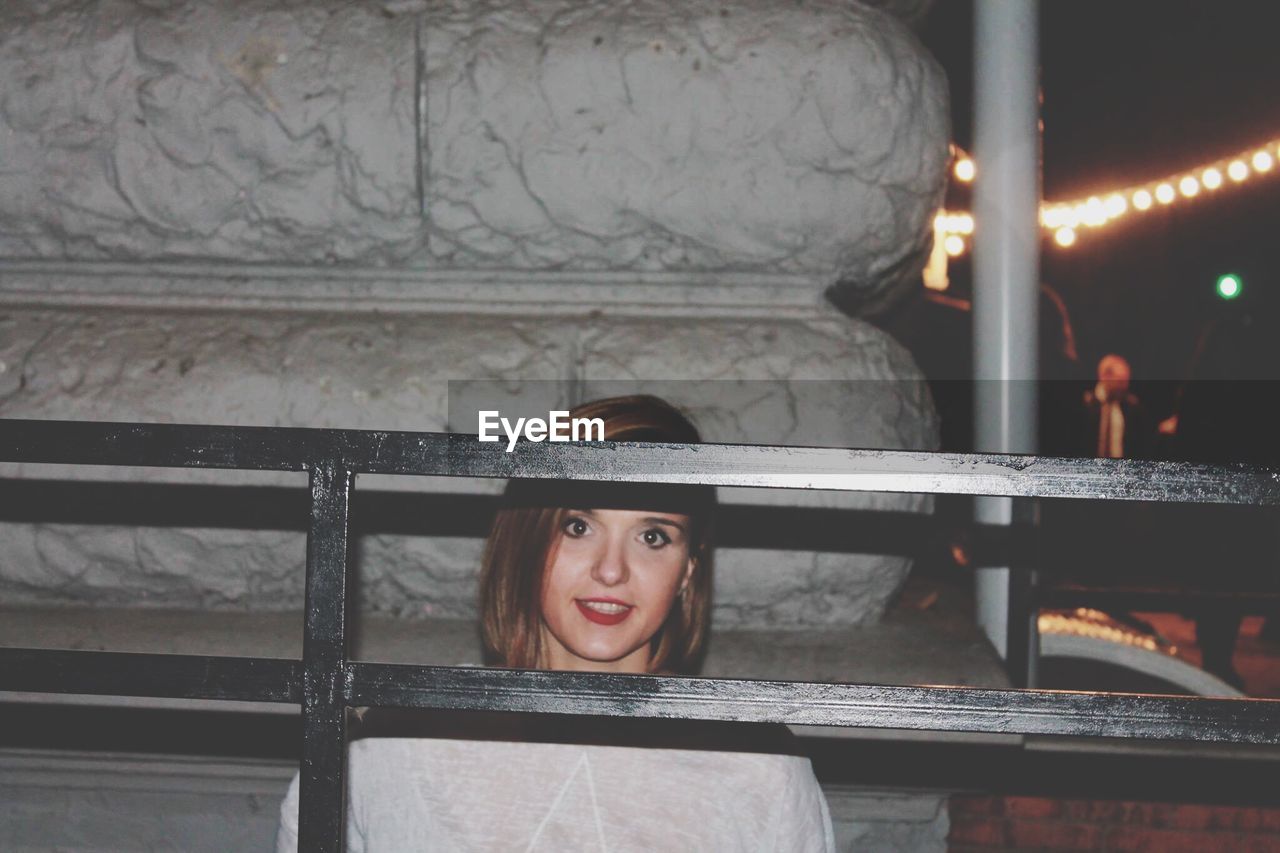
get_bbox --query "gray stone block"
[0,0,948,311]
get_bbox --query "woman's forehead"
[505,480,712,515]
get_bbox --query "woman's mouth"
[575,598,633,625]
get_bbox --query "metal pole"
[972,0,1041,659]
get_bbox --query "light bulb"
[1179,175,1200,197]
[1155,183,1176,204]
[1082,197,1106,226]
[1132,189,1153,210]
[1217,273,1243,300]
[1202,168,1223,190]
[1228,160,1249,182]
[943,234,966,256]
[1253,151,1273,172]
[1054,227,1077,247]
[954,158,976,182]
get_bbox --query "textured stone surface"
[0,300,937,628]
[861,0,935,26]
[0,0,422,263]
[421,0,949,309]
[0,0,949,311]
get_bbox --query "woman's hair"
[479,394,715,673]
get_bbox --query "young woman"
[278,395,834,851]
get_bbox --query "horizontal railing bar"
[0,479,1009,560]
[0,649,301,704]
[346,663,1280,745]
[0,420,321,472]
[2,420,1276,505]
[7,651,1277,745]
[1039,585,1280,613]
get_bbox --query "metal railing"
[2,419,1279,851]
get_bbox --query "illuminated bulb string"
[938,136,1280,255]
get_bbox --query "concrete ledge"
[0,748,293,852]
[825,786,949,851]
[0,748,950,853]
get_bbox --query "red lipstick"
[575,598,633,626]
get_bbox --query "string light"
[1082,197,1107,226]
[934,135,1280,260]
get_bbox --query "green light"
[1216,273,1243,300]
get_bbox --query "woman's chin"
[559,642,647,672]
[574,647,631,666]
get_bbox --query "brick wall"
[949,795,1280,852]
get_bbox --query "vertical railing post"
[1006,497,1041,687]
[298,461,354,852]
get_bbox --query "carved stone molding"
[0,0,948,313]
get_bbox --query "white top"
[276,736,835,852]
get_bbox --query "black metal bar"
[1006,498,1040,688]
[0,649,300,703]
[0,478,1043,569]
[7,647,1277,747]
[298,462,353,853]
[346,663,1280,745]
[0,419,316,471]
[1038,585,1280,613]
[1,419,1276,505]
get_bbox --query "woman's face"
[538,508,694,674]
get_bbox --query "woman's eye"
[563,517,590,537]
[641,528,672,548]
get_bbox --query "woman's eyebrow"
[642,517,687,533]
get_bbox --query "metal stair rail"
[2,419,1279,852]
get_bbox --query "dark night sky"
[916,1,1280,384]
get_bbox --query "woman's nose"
[589,535,629,586]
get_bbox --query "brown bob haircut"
[479,395,715,673]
